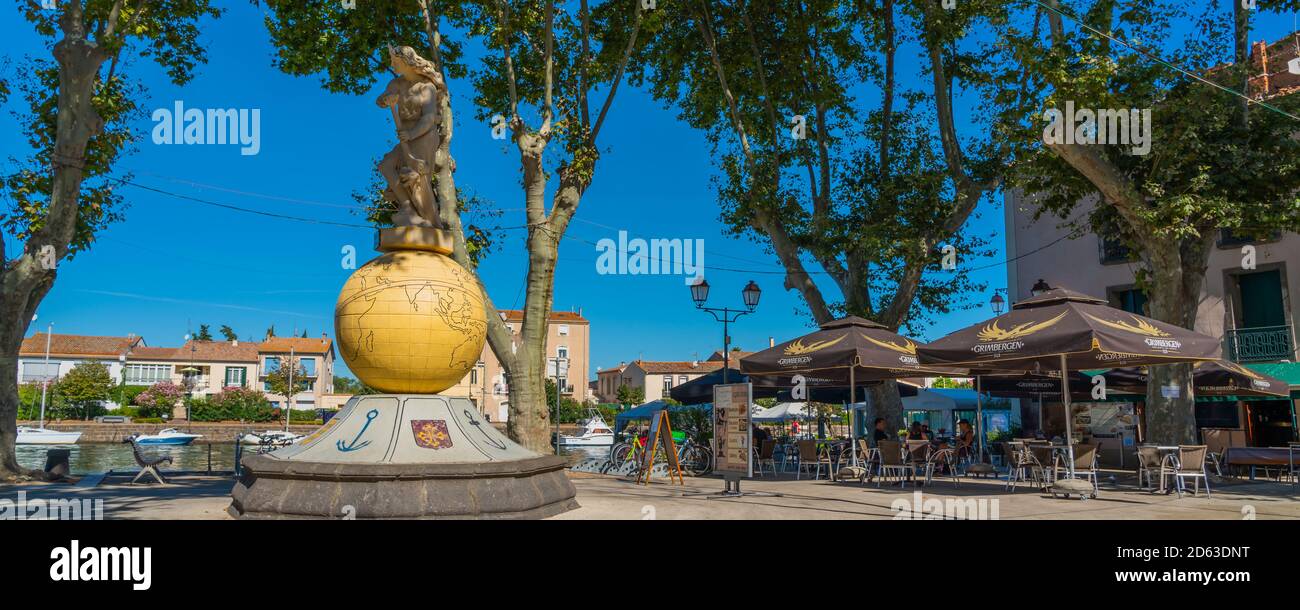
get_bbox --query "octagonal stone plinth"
[228,394,578,519]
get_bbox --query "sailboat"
[18,326,82,445]
[16,426,82,445]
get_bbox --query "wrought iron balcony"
[1226,325,1295,363]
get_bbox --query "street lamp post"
[689,279,761,384]
[550,357,569,455]
[990,289,1006,316]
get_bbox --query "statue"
[377,45,444,229]
[229,46,577,520]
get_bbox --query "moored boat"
[131,428,202,446]
[558,410,615,446]
[16,426,82,445]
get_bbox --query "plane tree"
[258,0,644,450]
[614,0,1034,432]
[0,1,223,481]
[1000,0,1300,443]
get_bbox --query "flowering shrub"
[133,381,184,418]
[190,386,274,422]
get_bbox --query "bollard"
[44,448,72,480]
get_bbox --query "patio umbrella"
[1097,359,1290,398]
[917,288,1221,481]
[742,316,962,465]
[667,368,910,405]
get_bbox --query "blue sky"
[1,3,1293,380]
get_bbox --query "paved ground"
[3,470,1297,520]
[556,471,1300,520]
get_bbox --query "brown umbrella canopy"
[1100,359,1289,398]
[740,315,961,382]
[916,288,1222,371]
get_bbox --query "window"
[663,376,672,392]
[225,367,246,388]
[557,346,568,360]
[124,363,171,385]
[300,357,317,376]
[558,324,569,336]
[20,361,60,383]
[679,375,688,385]
[1098,235,1132,265]
[1111,288,1148,316]
[1218,228,1281,248]
[263,356,281,373]
[470,368,479,385]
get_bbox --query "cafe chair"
[752,440,776,478]
[928,447,961,486]
[1004,442,1045,493]
[1135,446,1164,492]
[1055,443,1100,494]
[905,440,933,486]
[1161,445,1212,498]
[1289,443,1300,486]
[875,440,915,488]
[796,440,831,480]
[857,439,881,484]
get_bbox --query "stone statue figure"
[377,45,445,229]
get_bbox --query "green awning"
[1244,362,1300,399]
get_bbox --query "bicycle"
[609,431,712,477]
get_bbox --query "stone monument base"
[229,394,578,519]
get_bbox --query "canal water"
[19,442,615,475]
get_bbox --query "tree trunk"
[502,133,562,452]
[865,383,905,441]
[1141,237,1209,445]
[1,9,108,480]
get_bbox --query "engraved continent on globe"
[334,250,487,394]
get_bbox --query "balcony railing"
[1226,325,1295,363]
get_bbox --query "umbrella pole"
[850,366,858,467]
[975,375,984,464]
[1060,354,1076,478]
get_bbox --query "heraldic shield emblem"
[411,419,454,449]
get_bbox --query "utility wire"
[1030,0,1300,122]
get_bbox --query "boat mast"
[38,322,52,429]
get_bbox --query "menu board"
[712,383,753,477]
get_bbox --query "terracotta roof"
[175,340,259,363]
[499,309,589,323]
[127,346,178,360]
[631,360,724,374]
[707,350,754,362]
[19,333,141,358]
[258,336,334,355]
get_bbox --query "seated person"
[955,419,976,457]
[907,421,928,441]
[872,417,890,444]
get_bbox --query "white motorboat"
[16,426,82,445]
[558,411,615,446]
[131,428,203,446]
[239,430,304,446]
